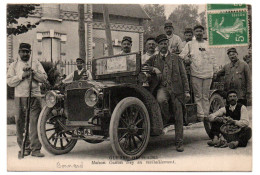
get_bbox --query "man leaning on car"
[143,34,190,152]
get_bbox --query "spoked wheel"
[37,106,77,155]
[204,93,225,139]
[110,97,150,160]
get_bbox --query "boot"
[228,141,239,149]
[207,135,219,146]
[31,151,45,157]
[176,142,184,152]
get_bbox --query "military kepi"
[184,28,193,34]
[193,24,204,31]
[164,20,173,28]
[156,34,168,44]
[227,48,238,54]
[76,58,85,63]
[19,43,31,51]
[122,36,132,43]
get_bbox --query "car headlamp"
[45,91,57,108]
[85,88,99,107]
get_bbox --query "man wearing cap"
[181,28,193,49]
[119,36,132,54]
[216,48,251,106]
[142,37,157,64]
[144,34,190,152]
[205,90,251,149]
[180,24,218,122]
[62,58,92,84]
[7,43,47,157]
[164,20,183,54]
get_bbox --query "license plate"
[74,129,93,136]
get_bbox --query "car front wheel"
[109,97,150,160]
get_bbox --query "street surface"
[7,121,252,171]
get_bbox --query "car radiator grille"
[65,89,94,121]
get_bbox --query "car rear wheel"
[37,106,77,155]
[204,93,225,139]
[109,97,150,160]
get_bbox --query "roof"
[92,4,150,20]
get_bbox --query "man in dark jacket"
[217,48,251,106]
[144,34,190,152]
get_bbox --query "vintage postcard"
[6,2,252,172]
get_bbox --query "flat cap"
[76,58,85,63]
[227,48,238,54]
[164,20,173,28]
[184,28,193,34]
[193,24,204,31]
[19,43,31,51]
[156,34,168,44]
[226,90,238,98]
[122,36,132,43]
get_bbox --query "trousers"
[157,87,183,144]
[15,97,42,152]
[191,76,212,118]
[210,122,252,147]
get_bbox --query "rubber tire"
[204,93,225,139]
[109,97,150,160]
[37,106,77,155]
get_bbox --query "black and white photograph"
[4,1,256,172]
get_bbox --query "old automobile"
[37,52,225,160]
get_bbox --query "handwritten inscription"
[57,162,83,169]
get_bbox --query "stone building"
[7,4,149,74]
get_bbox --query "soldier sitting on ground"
[205,90,252,149]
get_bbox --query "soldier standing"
[7,43,47,157]
[216,48,251,106]
[180,25,218,122]
[142,37,157,64]
[164,20,183,54]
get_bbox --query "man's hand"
[184,92,190,103]
[226,118,236,125]
[22,71,31,79]
[214,117,224,123]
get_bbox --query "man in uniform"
[62,58,92,83]
[142,37,157,64]
[164,20,183,54]
[216,48,251,106]
[181,28,193,49]
[180,25,218,121]
[144,34,190,152]
[7,43,47,157]
[119,36,132,54]
[206,90,251,149]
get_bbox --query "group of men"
[7,19,252,158]
[140,20,252,151]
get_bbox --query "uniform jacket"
[145,52,189,103]
[7,57,47,97]
[217,60,251,99]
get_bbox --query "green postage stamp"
[207,11,249,47]
[207,4,247,11]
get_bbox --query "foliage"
[168,5,200,40]
[143,4,166,42]
[7,4,40,36]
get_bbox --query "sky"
[164,4,206,18]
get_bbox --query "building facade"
[7,4,149,75]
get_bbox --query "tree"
[7,4,40,36]
[168,5,199,40]
[143,4,166,42]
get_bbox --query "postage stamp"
[207,4,247,11]
[207,11,249,47]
